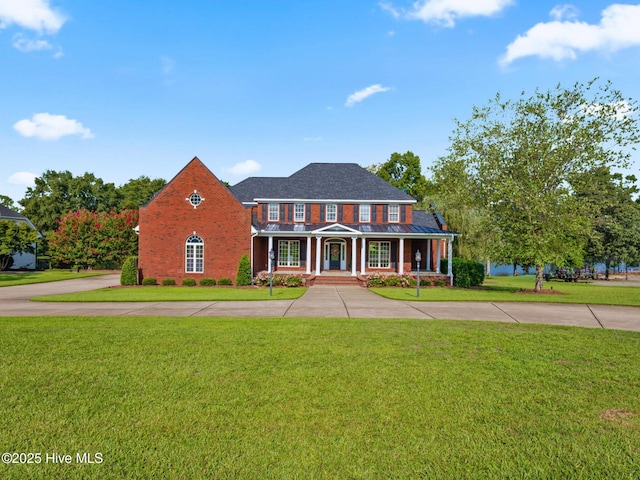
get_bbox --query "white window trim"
[368,240,391,269]
[388,204,399,223]
[294,203,305,222]
[359,204,371,223]
[326,204,337,222]
[278,240,300,267]
[268,203,279,222]
[185,234,204,273]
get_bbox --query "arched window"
[186,234,204,273]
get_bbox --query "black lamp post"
[415,250,422,298]
[269,249,275,296]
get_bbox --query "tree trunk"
[486,258,491,277]
[535,264,544,292]
[513,262,518,276]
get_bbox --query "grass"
[0,270,109,287]
[372,275,640,306]
[1,316,639,479]
[31,285,308,302]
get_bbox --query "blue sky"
[2,0,640,203]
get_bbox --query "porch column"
[268,236,274,273]
[351,237,357,276]
[436,240,441,274]
[398,238,404,275]
[360,238,366,275]
[315,236,322,275]
[426,239,432,272]
[448,235,454,283]
[306,236,312,274]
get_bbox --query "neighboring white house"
[0,205,40,270]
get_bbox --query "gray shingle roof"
[0,205,27,220]
[230,163,416,203]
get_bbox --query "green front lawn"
[0,270,109,287]
[372,275,640,306]
[32,285,307,302]
[1,316,639,478]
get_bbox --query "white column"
[315,236,322,275]
[426,239,432,272]
[306,236,312,274]
[448,236,454,283]
[436,240,441,273]
[267,236,274,273]
[351,237,357,276]
[360,238,366,275]
[398,238,404,274]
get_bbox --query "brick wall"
[138,157,252,284]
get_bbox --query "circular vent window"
[189,192,202,207]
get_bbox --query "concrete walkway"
[1,274,639,331]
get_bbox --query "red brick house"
[138,157,456,285]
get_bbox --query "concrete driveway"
[1,274,639,332]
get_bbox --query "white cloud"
[0,0,66,34]
[8,171,37,186]
[550,4,580,21]
[500,3,640,66]
[381,0,514,27]
[228,159,261,175]
[345,84,391,107]
[13,113,94,140]
[12,33,52,52]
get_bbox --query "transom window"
[326,204,337,222]
[268,203,279,221]
[278,240,300,267]
[388,204,399,223]
[359,204,371,223]
[368,241,391,268]
[294,203,305,222]
[186,234,204,273]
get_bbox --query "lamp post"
[415,250,421,298]
[269,249,275,296]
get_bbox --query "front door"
[329,243,341,270]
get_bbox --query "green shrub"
[120,256,138,286]
[218,277,232,286]
[451,258,485,288]
[383,275,403,287]
[199,278,216,286]
[161,278,176,286]
[367,273,386,287]
[434,279,446,287]
[141,277,157,286]
[420,278,431,287]
[181,278,197,287]
[236,254,252,286]
[284,275,303,287]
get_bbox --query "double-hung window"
[388,204,399,223]
[326,204,337,222]
[359,204,371,223]
[186,235,204,273]
[294,203,305,222]
[278,240,300,267]
[368,241,390,268]
[268,203,279,221]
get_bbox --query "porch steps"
[307,272,366,287]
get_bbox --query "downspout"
[250,227,258,284]
[448,235,454,285]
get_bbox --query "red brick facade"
[138,157,252,284]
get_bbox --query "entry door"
[329,243,341,270]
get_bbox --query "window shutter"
[300,240,307,267]
[306,204,311,222]
[288,203,293,221]
[338,204,343,222]
[262,203,267,221]
[383,205,388,222]
[280,204,285,221]
[372,205,377,223]
[391,241,398,269]
[320,204,325,222]
[401,205,407,222]
[353,204,359,223]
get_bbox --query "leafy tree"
[19,170,120,236]
[370,151,432,202]
[0,220,38,270]
[0,195,18,210]
[431,79,640,291]
[49,209,138,269]
[117,176,166,209]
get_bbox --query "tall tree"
[0,220,38,270]
[370,151,432,202]
[0,195,18,210]
[117,176,166,209]
[431,79,640,291]
[19,171,120,235]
